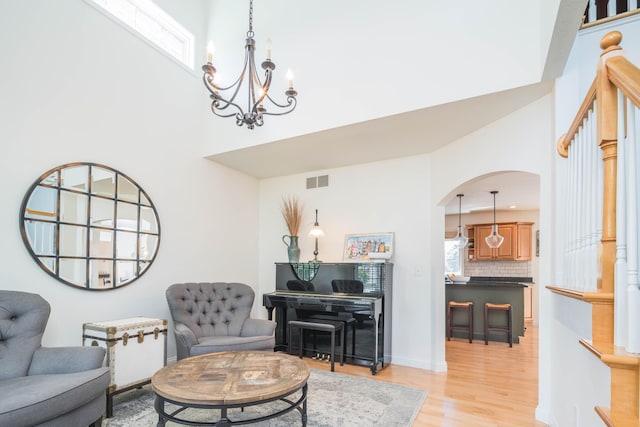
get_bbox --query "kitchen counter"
[448,281,527,288]
[446,277,530,344]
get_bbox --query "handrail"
[557,31,640,157]
[606,56,640,108]
[556,78,596,158]
[581,8,640,30]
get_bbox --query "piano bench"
[288,320,345,372]
[304,313,357,357]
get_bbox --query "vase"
[282,235,301,263]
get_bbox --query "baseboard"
[535,405,554,426]
[389,355,443,371]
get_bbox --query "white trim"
[83,0,196,74]
[579,11,640,36]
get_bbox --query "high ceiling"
[203,1,586,215]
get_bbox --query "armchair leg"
[107,392,114,418]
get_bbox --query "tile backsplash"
[464,259,531,277]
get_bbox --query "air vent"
[306,177,317,189]
[306,175,329,189]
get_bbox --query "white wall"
[0,0,260,358]
[257,93,553,373]
[258,154,433,368]
[549,295,610,427]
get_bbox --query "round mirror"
[20,162,161,290]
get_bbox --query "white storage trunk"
[83,316,167,417]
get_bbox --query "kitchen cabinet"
[516,223,533,260]
[524,285,533,320]
[467,222,533,261]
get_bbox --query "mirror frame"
[19,162,161,291]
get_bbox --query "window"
[88,0,194,69]
[444,240,463,276]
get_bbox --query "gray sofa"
[166,282,276,360]
[0,290,110,427]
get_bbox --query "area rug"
[103,369,426,426]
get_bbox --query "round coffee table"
[151,351,310,426]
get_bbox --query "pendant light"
[453,194,468,248]
[485,190,504,249]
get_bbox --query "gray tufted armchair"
[0,290,110,427]
[166,282,276,360]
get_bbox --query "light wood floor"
[304,321,547,426]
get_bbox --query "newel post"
[594,31,622,347]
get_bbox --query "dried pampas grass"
[281,195,303,236]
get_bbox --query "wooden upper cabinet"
[516,223,533,260]
[471,222,533,261]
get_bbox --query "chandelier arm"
[202,76,242,115]
[247,51,261,114]
[202,40,254,114]
[214,48,251,106]
[204,80,248,117]
[203,59,246,92]
[209,105,242,119]
[262,92,296,108]
[250,64,271,112]
[261,96,297,116]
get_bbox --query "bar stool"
[447,301,474,343]
[288,320,345,371]
[484,302,512,347]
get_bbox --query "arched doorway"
[439,170,541,415]
[442,171,540,329]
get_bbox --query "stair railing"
[555,30,640,424]
[583,1,640,28]
[557,30,640,351]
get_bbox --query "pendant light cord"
[493,192,496,224]
[457,194,463,229]
[491,190,498,225]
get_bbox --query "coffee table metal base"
[154,383,308,426]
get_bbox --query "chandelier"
[201,0,298,129]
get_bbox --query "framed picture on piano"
[343,232,394,261]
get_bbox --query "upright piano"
[263,262,392,374]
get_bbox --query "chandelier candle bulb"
[206,40,214,63]
[287,69,294,88]
[266,37,272,60]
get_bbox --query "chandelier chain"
[248,0,254,36]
